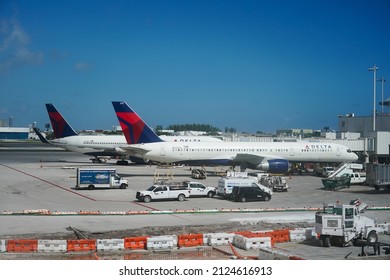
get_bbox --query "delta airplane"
[38,103,222,164]
[112,101,359,173]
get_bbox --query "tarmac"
[0,141,390,260]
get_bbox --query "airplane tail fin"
[45,103,78,138]
[33,128,51,144]
[112,101,163,144]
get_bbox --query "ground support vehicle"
[181,181,216,197]
[321,174,351,191]
[191,169,207,179]
[75,168,128,190]
[260,175,289,192]
[315,200,380,247]
[230,183,273,202]
[314,165,336,177]
[162,181,216,197]
[217,176,258,199]
[327,162,364,178]
[366,163,390,190]
[136,185,190,203]
[348,172,366,184]
[321,166,335,177]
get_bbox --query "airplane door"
[337,148,341,156]
[160,146,165,156]
[290,148,295,156]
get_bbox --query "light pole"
[368,65,379,131]
[377,77,386,113]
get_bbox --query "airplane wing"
[233,153,268,165]
[115,145,151,155]
[233,153,289,173]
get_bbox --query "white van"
[322,167,335,177]
[217,177,258,199]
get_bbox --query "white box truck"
[75,168,128,190]
[217,176,258,199]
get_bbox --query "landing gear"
[116,160,129,165]
[91,157,107,163]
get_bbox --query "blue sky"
[1,0,390,133]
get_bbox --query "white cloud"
[74,62,93,72]
[0,18,43,73]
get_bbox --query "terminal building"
[338,113,390,164]
[0,127,30,140]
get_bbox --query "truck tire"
[322,236,331,247]
[177,194,185,201]
[207,191,214,198]
[120,184,127,189]
[367,230,378,244]
[88,185,95,190]
[143,195,151,203]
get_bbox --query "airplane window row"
[170,147,334,153]
[301,149,332,152]
[172,148,278,152]
[83,142,125,145]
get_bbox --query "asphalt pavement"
[1,142,389,260]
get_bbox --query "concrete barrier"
[37,240,67,253]
[289,227,316,241]
[204,233,235,246]
[0,240,6,252]
[97,239,124,251]
[147,235,177,250]
[233,234,272,250]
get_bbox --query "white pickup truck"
[181,181,216,197]
[348,172,366,184]
[136,184,191,203]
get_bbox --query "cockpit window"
[347,149,352,153]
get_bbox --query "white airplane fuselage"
[49,135,222,155]
[125,141,358,167]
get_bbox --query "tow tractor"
[315,199,380,247]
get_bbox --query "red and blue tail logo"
[112,101,163,144]
[45,104,78,138]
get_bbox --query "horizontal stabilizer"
[33,128,51,144]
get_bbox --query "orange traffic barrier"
[178,234,203,248]
[7,239,38,253]
[263,229,290,246]
[271,229,290,244]
[124,236,148,250]
[238,232,269,238]
[236,230,290,247]
[67,239,96,252]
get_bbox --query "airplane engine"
[256,159,289,174]
[129,156,150,164]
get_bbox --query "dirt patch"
[0,221,315,240]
